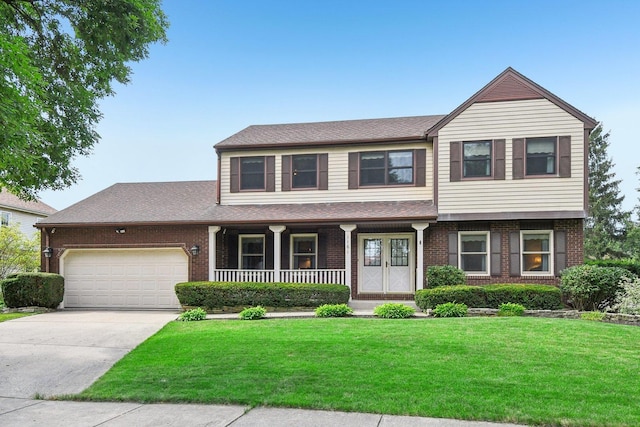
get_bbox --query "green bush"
[611,276,640,315]
[239,306,266,320]
[315,303,353,317]
[585,259,640,277]
[415,285,485,309]
[580,311,605,321]
[560,265,636,311]
[426,265,467,288]
[415,284,562,310]
[178,307,207,321]
[497,302,526,317]
[373,303,415,319]
[0,273,64,309]
[432,302,468,317]
[174,281,350,311]
[484,284,563,310]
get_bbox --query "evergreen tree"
[584,123,630,259]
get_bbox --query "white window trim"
[239,234,265,270]
[1,211,10,227]
[290,233,318,270]
[520,230,554,276]
[458,231,490,276]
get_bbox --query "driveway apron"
[0,310,178,399]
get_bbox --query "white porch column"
[412,223,430,291]
[340,224,357,299]
[208,226,221,281]
[269,225,286,282]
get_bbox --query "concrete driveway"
[0,310,178,399]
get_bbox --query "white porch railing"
[212,269,346,285]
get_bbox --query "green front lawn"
[0,312,34,322]
[78,317,640,427]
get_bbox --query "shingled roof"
[0,189,57,215]
[215,115,446,150]
[37,181,436,226]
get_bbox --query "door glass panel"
[364,239,382,266]
[390,239,409,266]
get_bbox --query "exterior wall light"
[115,228,126,234]
[43,247,53,258]
[190,245,200,256]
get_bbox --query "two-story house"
[0,189,57,237]
[36,68,596,309]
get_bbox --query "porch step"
[349,300,419,311]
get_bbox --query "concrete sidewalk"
[0,398,525,427]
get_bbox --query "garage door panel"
[63,249,187,309]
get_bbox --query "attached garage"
[61,248,188,309]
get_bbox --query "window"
[1,211,9,227]
[292,155,317,189]
[526,137,556,175]
[240,157,265,190]
[459,232,489,274]
[521,231,553,275]
[390,238,409,266]
[359,150,413,186]
[240,235,264,270]
[291,234,317,269]
[363,238,382,266]
[463,141,492,178]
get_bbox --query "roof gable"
[427,67,597,135]
[0,189,57,216]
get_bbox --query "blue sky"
[40,0,640,213]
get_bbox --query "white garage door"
[62,249,188,309]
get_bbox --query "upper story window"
[240,235,264,270]
[292,155,317,189]
[526,137,556,175]
[240,157,265,190]
[521,230,553,275]
[359,150,413,186]
[291,234,317,269]
[463,141,492,178]
[458,231,489,275]
[1,211,10,227]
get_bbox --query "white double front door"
[358,233,414,294]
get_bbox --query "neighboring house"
[0,190,57,237]
[36,68,597,310]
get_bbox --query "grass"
[0,312,34,322]
[78,317,640,426]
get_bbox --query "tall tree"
[0,0,168,199]
[584,123,630,259]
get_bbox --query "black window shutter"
[554,230,567,275]
[512,138,525,179]
[490,232,502,276]
[494,139,506,180]
[281,155,291,191]
[450,142,461,182]
[448,232,458,266]
[558,136,571,178]
[319,154,329,190]
[230,157,239,193]
[266,156,276,192]
[509,231,520,276]
[317,232,327,268]
[348,152,358,189]
[415,149,426,187]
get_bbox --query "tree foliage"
[0,0,168,199]
[0,223,39,279]
[584,123,630,259]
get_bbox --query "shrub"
[239,306,266,320]
[315,303,353,317]
[178,307,207,321]
[610,276,640,315]
[585,259,640,277]
[0,273,64,309]
[432,302,468,317]
[560,265,636,311]
[415,285,485,309]
[175,282,350,311]
[373,303,415,319]
[426,265,466,288]
[484,284,563,310]
[581,311,606,321]
[497,302,526,317]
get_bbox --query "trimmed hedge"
[560,265,636,311]
[585,259,640,277]
[415,284,563,310]
[426,265,467,288]
[0,273,64,309]
[174,281,350,311]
